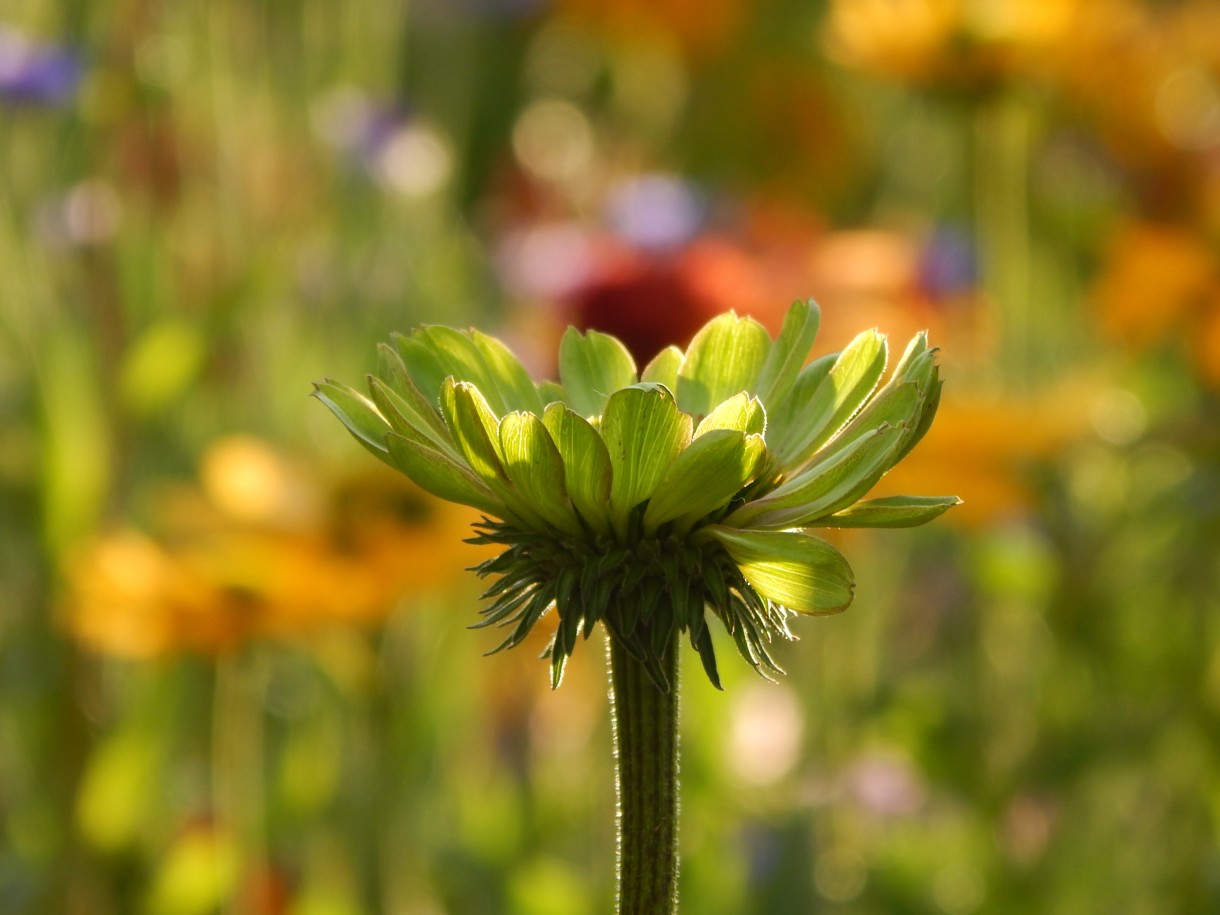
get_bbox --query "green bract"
[314,300,959,689]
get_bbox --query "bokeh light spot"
[512,99,594,183]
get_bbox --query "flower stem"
[608,632,679,915]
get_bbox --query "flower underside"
[315,299,959,689]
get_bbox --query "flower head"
[315,300,958,688]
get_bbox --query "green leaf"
[499,411,580,535]
[755,299,821,405]
[706,527,854,615]
[643,430,767,532]
[542,403,613,532]
[775,329,888,468]
[695,392,766,438]
[676,312,772,417]
[822,495,961,528]
[312,381,391,456]
[384,432,503,515]
[641,345,683,389]
[558,327,638,417]
[472,330,545,415]
[601,384,692,533]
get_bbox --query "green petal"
[601,384,692,533]
[755,299,821,406]
[641,345,684,389]
[883,334,943,463]
[729,420,909,530]
[536,379,567,408]
[765,353,833,456]
[374,343,454,444]
[643,430,767,532]
[822,495,961,528]
[894,377,942,464]
[413,326,515,414]
[438,378,506,485]
[542,403,613,532]
[391,332,450,401]
[367,376,458,458]
[384,432,503,515]
[775,329,888,468]
[676,311,772,417]
[828,337,939,462]
[706,526,854,615]
[695,392,766,438]
[312,381,391,456]
[890,331,932,386]
[832,380,925,451]
[499,411,580,535]
[472,330,545,414]
[440,379,559,529]
[558,327,638,417]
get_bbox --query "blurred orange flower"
[806,226,994,368]
[1091,219,1220,385]
[63,436,489,659]
[1091,221,1215,346]
[553,0,746,57]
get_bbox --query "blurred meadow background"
[4,0,1220,913]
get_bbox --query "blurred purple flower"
[0,27,83,106]
[312,88,412,171]
[917,224,978,299]
[312,87,453,197]
[604,173,707,252]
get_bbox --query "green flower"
[314,300,958,689]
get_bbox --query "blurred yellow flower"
[1192,297,1220,388]
[1044,0,1220,177]
[824,0,1075,90]
[871,384,1092,526]
[63,436,487,659]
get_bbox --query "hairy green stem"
[608,632,679,915]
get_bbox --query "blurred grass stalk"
[211,652,268,915]
[974,89,1034,389]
